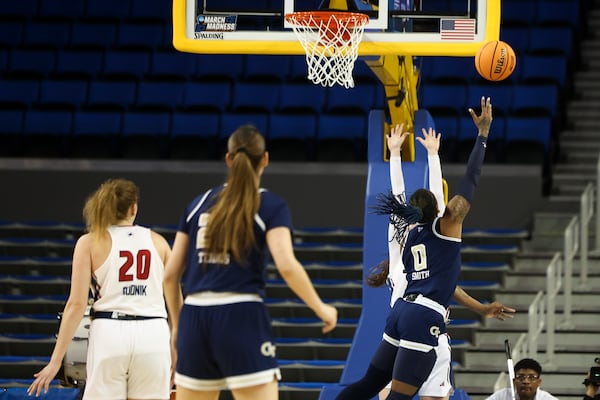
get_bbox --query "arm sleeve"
[428,154,445,216]
[458,135,487,203]
[390,155,406,201]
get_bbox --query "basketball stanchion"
[285,11,369,88]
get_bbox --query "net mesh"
[285,11,369,88]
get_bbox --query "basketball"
[474,40,516,82]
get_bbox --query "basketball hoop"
[285,11,369,88]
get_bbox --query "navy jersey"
[402,217,462,307]
[178,184,293,298]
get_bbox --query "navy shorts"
[384,299,446,348]
[175,301,280,390]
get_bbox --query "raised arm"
[441,96,492,238]
[388,124,410,199]
[416,127,445,216]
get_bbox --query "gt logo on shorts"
[429,325,440,338]
[260,341,276,357]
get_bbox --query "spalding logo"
[494,48,506,74]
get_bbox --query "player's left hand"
[483,301,516,320]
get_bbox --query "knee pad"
[392,346,437,388]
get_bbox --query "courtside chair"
[38,0,86,21]
[181,81,232,113]
[0,110,25,157]
[6,49,56,79]
[70,22,118,50]
[120,111,170,159]
[277,82,326,114]
[0,21,24,49]
[169,112,221,160]
[150,51,198,81]
[243,54,292,83]
[72,110,122,158]
[116,23,165,51]
[136,81,185,111]
[101,50,151,81]
[504,116,553,165]
[194,54,245,82]
[22,110,72,158]
[38,79,88,111]
[87,80,137,111]
[22,21,71,50]
[0,80,40,110]
[231,81,280,113]
[268,113,318,161]
[0,0,38,21]
[55,49,104,80]
[316,113,368,162]
[85,0,131,22]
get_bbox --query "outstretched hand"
[468,96,493,138]
[416,127,441,155]
[481,301,516,321]
[387,123,410,156]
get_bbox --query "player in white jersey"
[28,178,172,400]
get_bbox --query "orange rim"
[285,11,369,28]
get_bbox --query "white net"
[285,11,369,88]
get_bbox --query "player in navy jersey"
[163,124,338,400]
[28,179,172,399]
[336,96,495,400]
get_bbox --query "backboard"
[172,0,501,56]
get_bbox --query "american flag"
[440,19,476,40]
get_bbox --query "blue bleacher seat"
[243,55,292,82]
[194,54,245,82]
[432,115,459,162]
[120,111,171,158]
[316,114,368,162]
[0,0,38,20]
[420,0,450,12]
[169,112,221,160]
[22,110,72,157]
[87,80,137,111]
[0,21,24,49]
[117,22,165,50]
[70,22,118,49]
[504,116,552,164]
[38,79,88,110]
[288,55,312,82]
[0,80,40,109]
[181,81,232,112]
[268,113,317,161]
[528,26,574,61]
[535,0,580,31]
[511,84,559,119]
[85,0,131,22]
[7,49,56,78]
[102,50,151,80]
[231,82,280,112]
[38,0,86,21]
[150,51,198,80]
[0,110,25,156]
[325,84,376,115]
[519,55,568,90]
[501,0,537,27]
[420,84,468,117]
[55,49,104,79]
[22,21,71,49]
[428,56,477,84]
[278,83,326,113]
[130,0,171,23]
[136,81,185,111]
[72,110,121,158]
[499,26,529,57]
[466,84,513,117]
[457,115,506,163]
[220,113,269,146]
